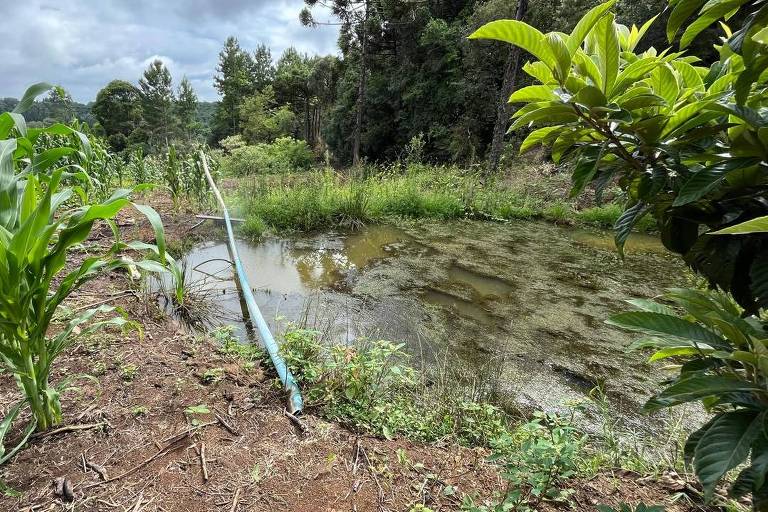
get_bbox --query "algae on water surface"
[173,219,689,430]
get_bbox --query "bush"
[221,136,314,176]
[279,327,509,444]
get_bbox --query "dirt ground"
[0,192,719,511]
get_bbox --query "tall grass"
[237,164,654,237]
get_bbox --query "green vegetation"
[610,289,768,504]
[219,135,313,176]
[471,0,767,313]
[462,413,585,511]
[237,163,654,237]
[2,0,767,507]
[280,328,507,444]
[267,325,689,510]
[0,84,168,461]
[472,0,767,507]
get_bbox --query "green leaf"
[628,15,659,51]
[546,33,572,82]
[522,61,555,84]
[647,376,764,410]
[0,401,36,465]
[132,203,166,264]
[673,159,758,206]
[650,64,679,106]
[672,61,705,90]
[572,85,607,107]
[12,83,53,114]
[649,346,705,361]
[614,201,647,257]
[695,411,763,500]
[730,436,768,498]
[667,0,706,42]
[570,155,600,196]
[469,20,556,70]
[508,85,559,103]
[0,139,17,193]
[680,0,752,48]
[685,416,717,464]
[574,51,603,89]
[31,147,78,173]
[510,103,579,129]
[519,126,562,153]
[611,58,659,97]
[595,13,620,94]
[626,298,676,315]
[607,311,728,347]
[712,216,768,234]
[753,26,768,44]
[567,0,617,55]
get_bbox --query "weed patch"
[237,164,657,236]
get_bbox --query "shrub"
[221,137,314,176]
[462,412,585,511]
[279,327,510,444]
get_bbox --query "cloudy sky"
[1,1,340,103]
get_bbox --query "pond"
[173,219,691,431]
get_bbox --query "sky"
[1,1,340,103]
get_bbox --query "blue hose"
[200,154,303,414]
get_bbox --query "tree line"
[7,0,718,169]
[212,0,688,169]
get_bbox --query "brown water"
[175,220,691,430]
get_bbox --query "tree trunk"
[486,0,528,176]
[305,97,311,145]
[352,0,369,167]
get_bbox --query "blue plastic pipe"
[200,152,303,414]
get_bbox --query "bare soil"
[0,192,716,511]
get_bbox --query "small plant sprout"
[119,363,139,382]
[184,404,211,426]
[131,406,149,417]
[201,367,225,384]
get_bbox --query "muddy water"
[178,220,689,429]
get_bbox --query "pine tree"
[139,59,176,149]
[176,76,199,142]
[212,36,256,141]
[252,44,275,92]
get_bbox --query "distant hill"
[0,97,94,125]
[0,97,219,134]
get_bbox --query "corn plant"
[164,145,181,206]
[0,84,168,463]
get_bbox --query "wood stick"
[81,421,218,490]
[283,409,307,433]
[230,488,241,512]
[130,492,144,512]
[195,214,245,223]
[31,422,105,440]
[215,413,239,436]
[74,292,136,311]
[84,458,109,481]
[200,442,209,482]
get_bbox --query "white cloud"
[1,0,339,102]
